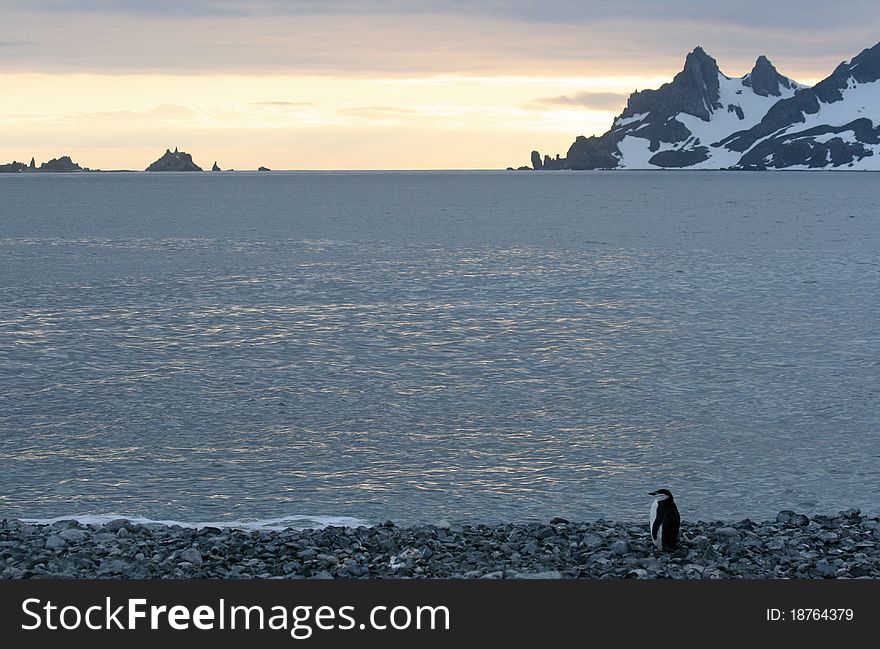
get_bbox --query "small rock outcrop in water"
[257,165,271,171]
[530,150,543,170]
[1,509,877,579]
[211,161,221,171]
[145,147,203,172]
[29,157,36,170]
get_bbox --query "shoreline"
[2,509,878,579]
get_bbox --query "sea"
[1,170,878,530]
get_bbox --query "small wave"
[18,513,372,532]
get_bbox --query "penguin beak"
[648,491,657,496]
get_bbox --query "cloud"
[10,0,880,30]
[50,103,199,125]
[337,106,418,118]
[3,1,879,79]
[530,91,628,111]
[251,101,314,108]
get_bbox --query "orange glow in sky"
[0,2,853,169]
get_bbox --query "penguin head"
[649,489,674,501]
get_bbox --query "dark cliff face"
[621,46,722,123]
[538,47,727,170]
[563,133,624,169]
[145,148,203,172]
[743,55,796,97]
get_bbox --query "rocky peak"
[679,46,722,109]
[843,40,880,84]
[619,46,722,122]
[682,46,719,79]
[743,55,794,96]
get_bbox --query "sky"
[2,1,880,170]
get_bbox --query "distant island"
[146,147,202,172]
[0,155,91,173]
[0,149,279,173]
[520,39,880,170]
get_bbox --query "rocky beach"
[2,510,877,579]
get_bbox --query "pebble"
[0,509,877,579]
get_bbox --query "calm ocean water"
[1,171,879,529]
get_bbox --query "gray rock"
[479,571,504,579]
[848,565,871,578]
[512,570,562,579]
[776,510,797,524]
[317,553,339,567]
[58,529,89,543]
[610,540,628,555]
[104,519,130,532]
[311,570,334,579]
[581,533,605,550]
[178,548,203,566]
[815,561,837,578]
[98,559,129,575]
[702,546,720,562]
[45,535,67,550]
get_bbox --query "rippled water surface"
[1,171,879,526]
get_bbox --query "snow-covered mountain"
[721,42,880,169]
[529,42,880,170]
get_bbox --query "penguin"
[648,489,680,551]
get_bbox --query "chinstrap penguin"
[649,489,680,551]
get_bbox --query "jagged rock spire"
[744,55,795,96]
[620,46,722,122]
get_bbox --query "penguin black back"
[649,489,680,551]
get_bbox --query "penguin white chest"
[650,499,663,548]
